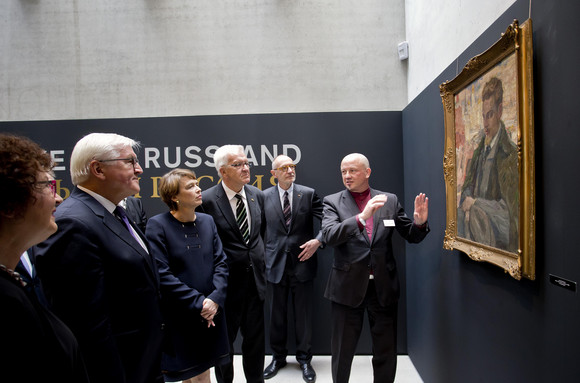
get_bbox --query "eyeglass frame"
[34,180,57,197]
[227,161,252,169]
[274,164,296,172]
[97,157,140,170]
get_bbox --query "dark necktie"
[115,206,140,243]
[235,194,250,244]
[283,191,291,230]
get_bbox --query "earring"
[176,200,180,204]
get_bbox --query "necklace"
[0,263,26,287]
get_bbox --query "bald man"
[322,153,430,383]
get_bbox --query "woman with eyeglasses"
[0,133,89,382]
[146,169,229,383]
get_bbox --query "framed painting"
[439,19,535,280]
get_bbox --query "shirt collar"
[349,188,371,201]
[77,185,117,214]
[221,181,247,201]
[277,183,294,199]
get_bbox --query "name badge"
[383,219,395,227]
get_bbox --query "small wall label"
[549,274,577,292]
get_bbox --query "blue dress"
[146,212,230,381]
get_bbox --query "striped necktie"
[283,191,291,230]
[235,194,250,244]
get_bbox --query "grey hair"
[70,133,139,185]
[213,144,244,177]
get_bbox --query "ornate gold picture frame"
[440,19,535,280]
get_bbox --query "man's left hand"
[298,239,321,261]
[413,193,429,225]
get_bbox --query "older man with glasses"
[35,133,164,383]
[200,144,267,383]
[262,155,323,382]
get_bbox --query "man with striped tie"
[200,144,267,383]
[263,155,323,383]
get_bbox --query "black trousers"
[330,280,398,383]
[215,268,265,383]
[268,275,313,365]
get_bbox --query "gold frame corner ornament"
[440,19,535,281]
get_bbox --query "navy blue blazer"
[35,187,164,383]
[200,183,267,300]
[263,183,323,284]
[322,189,429,308]
[146,212,229,377]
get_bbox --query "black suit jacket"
[322,189,429,308]
[125,196,148,234]
[35,187,164,383]
[200,183,267,299]
[16,248,49,308]
[0,273,89,382]
[263,183,323,283]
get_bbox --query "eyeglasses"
[34,180,57,197]
[275,164,296,172]
[228,162,251,169]
[98,157,140,169]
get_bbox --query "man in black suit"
[322,153,429,383]
[122,195,148,233]
[200,144,266,383]
[262,155,322,382]
[35,133,164,383]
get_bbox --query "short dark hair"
[482,77,503,108]
[0,133,53,221]
[159,168,197,211]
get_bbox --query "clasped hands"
[201,298,218,328]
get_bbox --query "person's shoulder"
[294,183,316,194]
[148,211,171,224]
[323,190,345,202]
[196,211,214,223]
[244,184,264,195]
[263,185,278,198]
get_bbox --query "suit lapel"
[74,188,157,280]
[245,186,260,241]
[290,184,303,232]
[215,185,239,232]
[342,190,376,245]
[370,189,382,244]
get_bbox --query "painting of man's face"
[482,97,502,143]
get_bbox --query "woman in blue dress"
[146,169,229,383]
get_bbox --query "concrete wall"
[1,0,407,121]
[405,0,517,102]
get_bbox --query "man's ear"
[89,160,106,180]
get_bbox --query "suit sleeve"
[207,217,229,307]
[393,197,430,243]
[321,195,361,247]
[35,215,126,383]
[312,190,325,245]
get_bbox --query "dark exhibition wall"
[0,111,414,354]
[3,1,580,381]
[403,1,580,382]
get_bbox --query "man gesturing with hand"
[322,153,429,383]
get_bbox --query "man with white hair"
[35,133,164,383]
[322,153,430,383]
[200,144,267,383]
